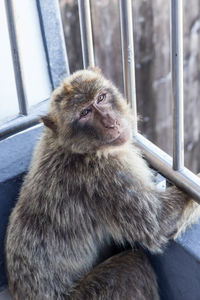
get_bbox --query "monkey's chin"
[109,128,131,146]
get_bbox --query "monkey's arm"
[173,199,200,239]
[173,173,200,239]
[104,182,189,253]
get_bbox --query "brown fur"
[173,186,200,239]
[6,69,194,300]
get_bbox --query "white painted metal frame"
[78,0,200,203]
[5,0,28,116]
[1,0,69,139]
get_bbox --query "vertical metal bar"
[170,0,184,170]
[78,0,95,68]
[119,0,137,134]
[5,0,28,115]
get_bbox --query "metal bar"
[119,0,137,134]
[5,0,28,115]
[0,99,49,140]
[0,116,40,141]
[170,0,184,170]
[37,0,70,88]
[135,133,200,203]
[78,0,95,68]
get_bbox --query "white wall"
[13,0,52,107]
[0,0,52,124]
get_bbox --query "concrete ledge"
[0,124,43,183]
[149,240,200,300]
[177,219,200,263]
[0,289,12,300]
[0,125,43,289]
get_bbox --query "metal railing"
[1,0,200,202]
[78,0,200,203]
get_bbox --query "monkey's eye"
[80,108,92,118]
[97,94,106,103]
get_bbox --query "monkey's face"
[43,69,133,153]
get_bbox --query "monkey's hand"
[173,173,200,239]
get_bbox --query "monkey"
[5,67,199,300]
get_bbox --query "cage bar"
[170,0,184,171]
[78,0,95,69]
[135,134,200,203]
[119,0,137,134]
[5,0,28,116]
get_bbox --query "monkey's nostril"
[108,120,119,129]
[116,120,120,126]
[104,124,115,129]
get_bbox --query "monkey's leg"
[69,250,159,300]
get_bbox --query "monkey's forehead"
[61,70,111,104]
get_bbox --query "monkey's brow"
[73,88,103,101]
[74,92,95,100]
[68,95,94,108]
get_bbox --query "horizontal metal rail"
[135,134,200,203]
[78,0,95,68]
[0,116,40,141]
[0,99,49,140]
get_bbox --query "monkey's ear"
[87,65,102,74]
[40,114,57,132]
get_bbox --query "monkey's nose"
[102,116,117,128]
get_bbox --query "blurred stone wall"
[59,0,200,173]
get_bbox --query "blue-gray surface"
[149,241,200,300]
[0,174,24,291]
[177,219,200,262]
[0,125,200,299]
[0,289,12,300]
[0,125,43,290]
[0,125,43,183]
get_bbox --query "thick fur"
[6,69,194,300]
[174,195,200,239]
[69,250,159,300]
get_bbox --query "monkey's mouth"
[105,127,131,146]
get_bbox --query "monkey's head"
[42,68,134,153]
